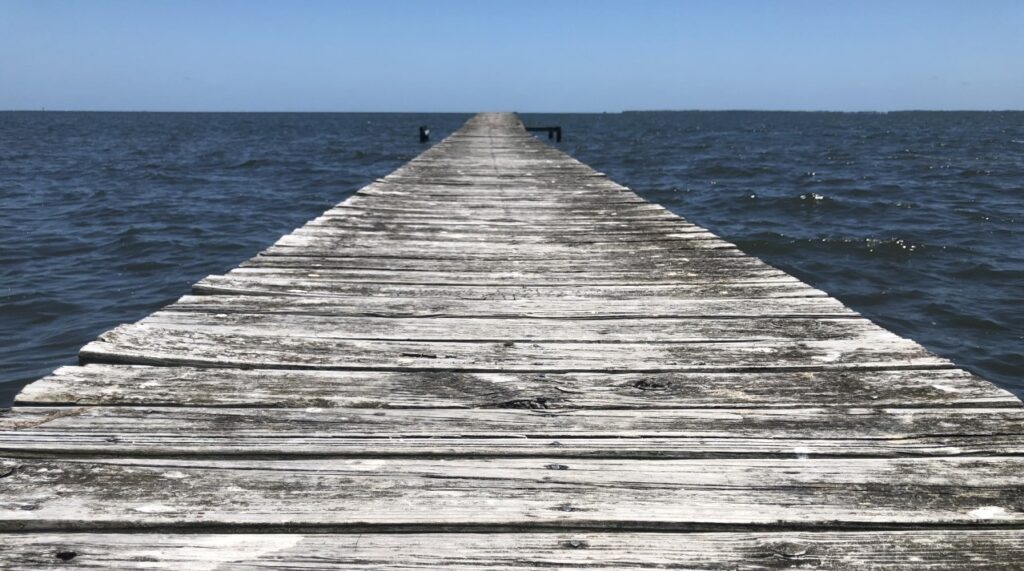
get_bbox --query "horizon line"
[3,108,1024,114]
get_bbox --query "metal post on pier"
[525,126,562,143]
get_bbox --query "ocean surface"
[1,111,1021,404]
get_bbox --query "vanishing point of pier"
[2,113,1023,568]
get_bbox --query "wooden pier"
[3,112,1023,568]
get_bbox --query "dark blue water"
[2,111,1021,403]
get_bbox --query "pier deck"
[3,113,1023,568]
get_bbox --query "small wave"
[121,260,176,272]
[788,192,842,209]
[679,143,713,150]
[861,130,893,140]
[737,234,933,260]
[952,263,1024,280]
[805,177,859,187]
[201,149,226,159]
[945,312,1009,332]
[139,171,210,184]
[862,237,929,256]
[884,148,926,160]
[229,158,275,169]
[871,183,904,192]
[0,297,83,325]
[695,164,771,177]
[959,168,991,177]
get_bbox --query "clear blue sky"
[2,0,1021,111]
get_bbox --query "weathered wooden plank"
[293,219,716,238]
[307,213,698,228]
[310,197,673,213]
[287,227,725,245]
[237,263,784,283]
[365,177,634,187]
[326,202,676,219]
[18,365,1016,409]
[229,264,786,284]
[346,194,654,207]
[260,241,740,261]
[80,324,943,371]
[298,219,713,237]
[358,178,639,189]
[267,240,741,261]
[273,231,729,248]
[243,255,766,276]
[243,254,759,275]
[316,207,686,220]
[139,313,888,343]
[299,212,703,227]
[3,406,1024,458]
[168,293,854,318]
[317,207,684,224]
[288,234,722,252]
[372,169,629,179]
[8,433,1024,460]
[5,531,1024,569]
[355,194,656,206]
[193,275,828,298]
[300,222,705,239]
[1,456,1023,531]
[358,177,633,187]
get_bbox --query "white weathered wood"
[1,456,1023,531]
[346,194,654,207]
[242,254,760,274]
[310,204,693,222]
[269,235,742,258]
[289,225,721,242]
[19,365,1015,409]
[324,203,677,220]
[80,325,945,371]
[138,312,892,343]
[233,264,787,284]
[226,264,789,285]
[258,240,744,260]
[306,213,698,228]
[193,274,830,298]
[313,210,691,224]
[4,531,1023,569]
[167,293,856,318]
[4,406,1024,458]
